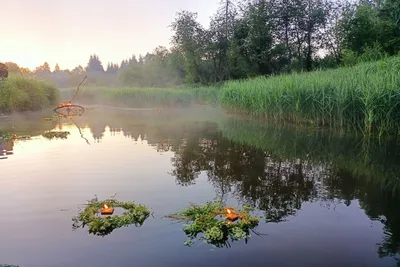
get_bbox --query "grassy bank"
[60,84,221,108]
[219,56,400,136]
[0,76,59,113]
[61,86,195,107]
[61,56,400,136]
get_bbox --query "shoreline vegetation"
[3,0,400,137]
[0,76,59,114]
[3,56,400,137]
[60,56,400,137]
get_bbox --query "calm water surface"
[1,106,400,267]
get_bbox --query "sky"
[1,0,220,71]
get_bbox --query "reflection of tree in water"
[87,122,107,142]
[164,122,400,260]
[0,138,14,159]
[166,122,313,219]
[109,127,123,136]
[79,116,400,260]
[169,123,218,187]
[357,181,400,261]
[322,168,400,262]
[237,156,316,222]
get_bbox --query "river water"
[1,106,399,267]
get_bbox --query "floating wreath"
[165,201,261,248]
[72,196,151,237]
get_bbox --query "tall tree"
[86,54,104,72]
[54,63,61,72]
[170,10,205,83]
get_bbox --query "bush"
[0,76,59,113]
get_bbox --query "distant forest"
[3,0,400,88]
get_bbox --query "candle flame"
[103,204,109,209]
[226,208,232,214]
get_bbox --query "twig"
[69,76,87,103]
[69,117,90,145]
[250,228,267,237]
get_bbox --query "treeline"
[3,0,400,87]
[170,0,400,83]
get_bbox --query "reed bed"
[61,56,400,136]
[219,56,400,136]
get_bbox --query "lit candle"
[226,208,239,222]
[100,204,114,215]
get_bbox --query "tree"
[86,54,104,72]
[242,0,275,75]
[54,63,61,72]
[170,10,205,83]
[138,54,144,65]
[4,62,21,75]
[0,62,8,79]
[129,55,138,65]
[215,0,237,80]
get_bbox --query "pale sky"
[1,0,220,70]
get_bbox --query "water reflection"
[63,111,400,261]
[2,109,400,263]
[0,138,14,160]
[118,119,400,261]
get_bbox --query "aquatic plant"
[165,201,260,248]
[72,195,151,237]
[42,131,70,140]
[0,131,13,141]
[0,131,30,141]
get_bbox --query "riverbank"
[60,86,196,107]
[59,56,400,136]
[0,76,59,113]
[219,56,400,136]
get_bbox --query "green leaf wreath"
[72,195,151,237]
[165,201,261,248]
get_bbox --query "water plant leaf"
[42,131,70,140]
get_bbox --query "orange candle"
[101,204,114,215]
[226,208,239,221]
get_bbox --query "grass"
[0,76,59,113]
[61,86,195,107]
[61,56,400,137]
[165,201,260,248]
[218,56,400,136]
[60,84,221,109]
